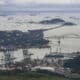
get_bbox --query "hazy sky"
[0,0,80,5]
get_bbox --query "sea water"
[0,11,80,61]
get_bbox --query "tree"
[64,55,80,74]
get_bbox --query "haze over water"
[0,0,80,61]
[0,11,80,61]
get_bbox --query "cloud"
[3,0,34,5]
[0,0,5,5]
[36,0,72,4]
[0,0,80,5]
[36,0,80,4]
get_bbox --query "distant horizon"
[0,3,80,12]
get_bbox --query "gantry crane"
[45,33,80,53]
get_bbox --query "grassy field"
[0,70,65,80]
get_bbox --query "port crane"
[45,33,80,53]
[43,33,80,68]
